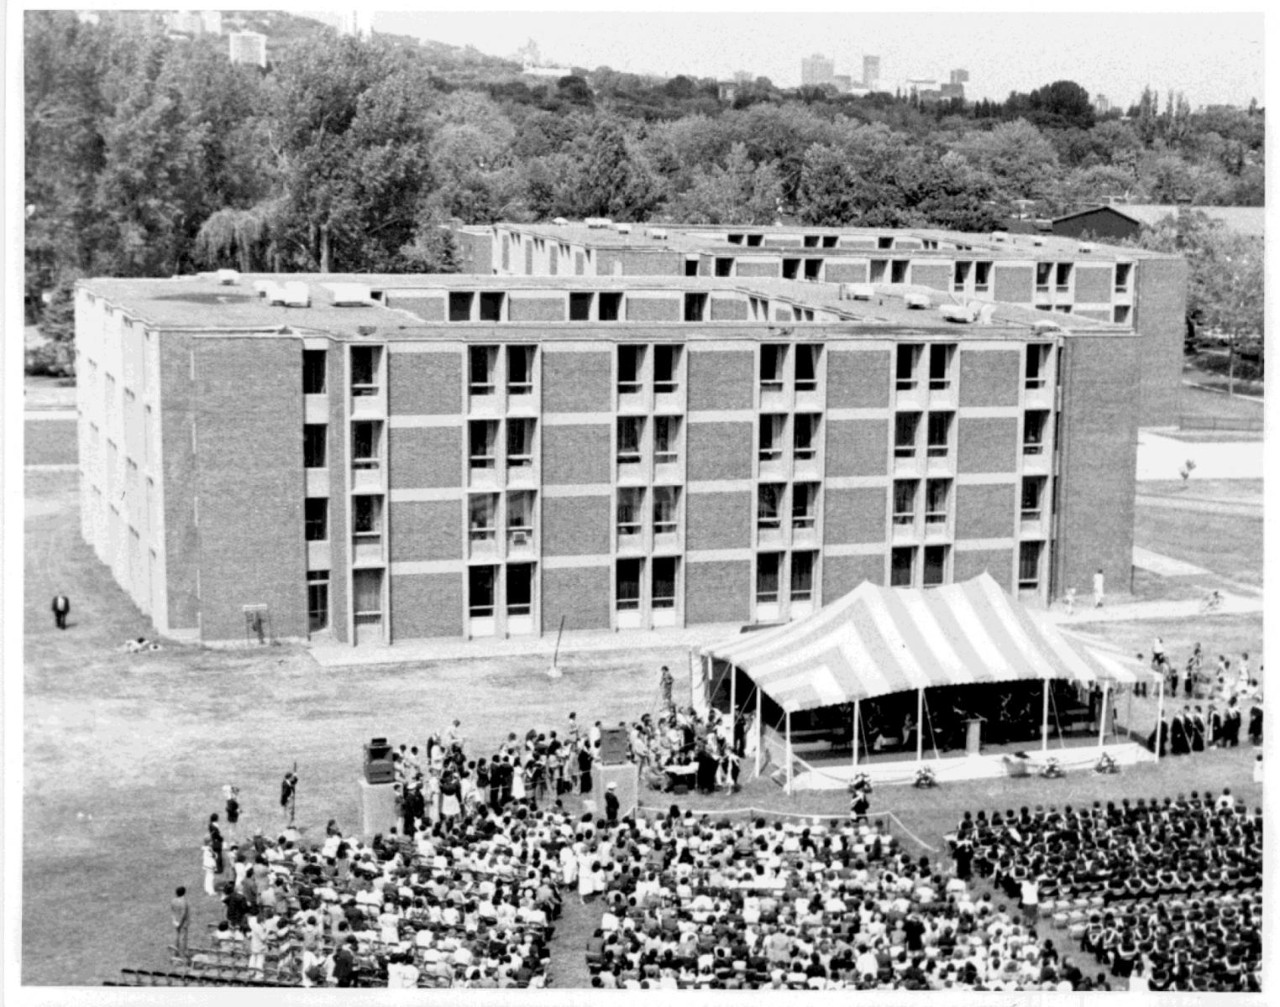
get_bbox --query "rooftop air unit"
[252,280,278,299]
[215,269,240,285]
[841,283,875,301]
[1079,242,1094,253]
[1033,319,1063,333]
[615,223,632,234]
[282,281,310,307]
[324,282,372,306]
[905,293,932,310]
[553,216,569,225]
[991,230,1008,242]
[650,228,669,240]
[1032,237,1045,246]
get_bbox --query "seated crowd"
[583,809,1095,991]
[950,790,1263,992]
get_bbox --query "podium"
[591,763,639,819]
[359,778,397,837]
[965,718,985,755]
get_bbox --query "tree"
[1027,80,1094,131]
[949,120,1061,203]
[563,118,661,220]
[667,143,781,224]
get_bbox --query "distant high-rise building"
[863,55,881,88]
[200,10,223,35]
[229,31,267,68]
[1094,94,1111,114]
[949,68,970,85]
[801,53,835,87]
[166,11,204,35]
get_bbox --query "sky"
[366,10,1264,110]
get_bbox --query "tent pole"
[852,700,860,768]
[1097,682,1109,749]
[754,687,762,776]
[1041,677,1050,753]
[729,663,736,720]
[785,710,794,795]
[1154,678,1164,764]
[916,689,924,763]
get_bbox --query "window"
[804,258,823,281]
[1021,476,1045,521]
[1113,305,1131,325]
[756,553,781,605]
[351,421,382,470]
[1019,541,1042,590]
[782,258,800,280]
[683,293,707,321]
[791,551,815,601]
[928,344,954,390]
[469,420,498,470]
[758,414,786,463]
[569,292,593,321]
[890,546,916,587]
[890,260,908,284]
[877,236,894,250]
[822,235,838,248]
[654,416,680,465]
[953,261,971,291]
[894,412,920,458]
[1114,263,1132,292]
[449,291,474,321]
[617,417,644,465]
[599,292,623,321]
[653,486,680,535]
[353,569,382,618]
[926,412,952,458]
[893,480,918,525]
[714,257,734,277]
[684,260,699,277]
[896,344,921,391]
[923,545,947,588]
[304,498,328,541]
[1023,411,1049,455]
[616,559,643,611]
[303,349,327,394]
[652,557,678,610]
[507,490,535,550]
[760,345,786,391]
[1053,305,1072,314]
[307,571,329,632]
[617,488,645,538]
[507,346,534,394]
[792,483,818,530]
[1025,344,1052,389]
[469,565,497,617]
[506,418,535,467]
[304,425,327,469]
[746,234,763,247]
[469,493,498,545]
[350,346,380,395]
[803,235,820,248]
[353,495,382,537]
[757,484,784,531]
[1035,262,1053,291]
[869,259,887,283]
[974,261,992,292]
[793,413,820,461]
[654,345,681,393]
[478,291,505,321]
[618,345,645,394]
[925,479,950,524]
[507,563,533,617]
[1055,262,1072,292]
[795,344,821,392]
[469,346,497,396]
[727,233,744,245]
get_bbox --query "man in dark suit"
[51,594,71,629]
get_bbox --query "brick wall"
[326,347,349,642]
[389,427,463,489]
[626,296,681,322]
[686,559,751,624]
[824,261,870,284]
[956,416,1018,473]
[992,264,1033,303]
[1133,257,1187,427]
[827,350,891,408]
[1073,309,1111,322]
[687,350,755,411]
[823,486,888,544]
[542,350,611,412]
[954,482,1016,540]
[958,348,1020,407]
[825,419,889,477]
[1054,333,1139,599]
[509,297,567,322]
[389,500,462,562]
[710,297,749,321]
[953,548,1013,589]
[389,351,461,414]
[616,250,684,276]
[823,553,885,597]
[736,260,781,278]
[911,263,952,291]
[686,491,752,550]
[455,231,493,274]
[687,421,753,481]
[542,424,611,484]
[541,495,610,556]
[1073,265,1113,304]
[389,296,445,321]
[543,565,610,631]
[158,331,200,631]
[193,337,307,640]
[391,572,463,639]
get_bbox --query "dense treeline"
[26,11,1265,332]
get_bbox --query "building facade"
[77,270,1143,647]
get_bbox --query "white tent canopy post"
[852,700,860,767]
[1041,677,1050,752]
[729,663,736,721]
[785,710,794,794]
[1097,682,1109,748]
[754,687,762,776]
[1155,677,1165,763]
[916,688,924,763]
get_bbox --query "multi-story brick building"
[463,222,1186,428]
[76,267,1142,647]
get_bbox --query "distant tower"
[1094,94,1111,114]
[801,53,835,87]
[949,68,969,85]
[335,10,375,38]
[199,10,223,35]
[863,55,881,89]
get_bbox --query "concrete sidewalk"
[1041,591,1262,625]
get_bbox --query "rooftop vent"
[552,216,569,225]
[1033,320,1063,333]
[1079,242,1094,253]
[991,230,1008,242]
[324,282,372,306]
[650,228,669,240]
[584,216,613,229]
[905,293,932,310]
[281,281,310,308]
[841,283,875,301]
[356,325,378,337]
[940,300,994,325]
[615,223,632,234]
[1032,237,1045,246]
[215,269,240,285]
[253,280,278,299]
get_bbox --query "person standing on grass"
[246,913,267,975]
[51,593,71,629]
[660,665,674,709]
[224,785,241,844]
[281,771,297,825]
[208,813,225,875]
[1092,569,1105,608]
[202,842,218,896]
[171,886,191,960]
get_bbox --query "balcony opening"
[870,259,887,284]
[727,233,744,245]
[468,493,499,546]
[893,479,918,526]
[478,291,505,322]
[1035,262,1052,291]
[1019,540,1043,591]
[307,570,330,632]
[1021,476,1045,521]
[683,293,708,322]
[304,498,328,541]
[599,292,623,321]
[507,346,534,395]
[928,343,955,390]
[756,553,781,606]
[1055,262,1073,292]
[652,557,678,611]
[507,562,534,617]
[569,292,593,321]
[654,415,681,465]
[974,261,992,292]
[890,260,908,284]
[926,411,952,458]
[653,486,680,535]
[714,257,734,277]
[1114,262,1132,292]
[353,494,383,540]
[304,424,327,469]
[925,478,950,525]
[469,346,497,396]
[616,558,643,611]
[654,345,681,394]
[758,414,786,464]
[803,258,823,281]
[684,260,699,277]
[618,345,645,394]
[894,412,921,459]
[352,568,383,623]
[781,259,800,280]
[953,261,971,290]
[896,344,921,391]
[923,545,948,588]
[507,490,535,551]
[791,550,815,602]
[350,345,380,395]
[1025,343,1052,390]
[469,420,498,470]
[506,418,535,468]
[1023,410,1049,455]
[1113,305,1131,325]
[793,413,820,461]
[877,236,894,250]
[803,235,820,248]
[757,483,784,531]
[449,291,475,321]
[746,234,763,247]
[822,235,839,248]
[890,546,916,587]
[303,349,327,394]
[760,344,786,392]
[351,420,382,471]
[617,416,644,465]
[795,344,821,392]
[468,565,497,618]
[792,482,818,530]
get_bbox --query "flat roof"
[78,273,1128,341]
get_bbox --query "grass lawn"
[22,472,1266,988]
[24,419,78,467]
[1133,501,1264,591]
[1177,379,1265,429]
[1138,480,1264,504]
[23,373,78,412]
[1158,429,1265,444]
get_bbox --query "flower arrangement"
[1041,757,1065,779]
[913,765,938,788]
[1095,751,1120,775]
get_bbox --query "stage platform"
[775,738,1155,791]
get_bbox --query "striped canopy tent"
[703,573,1162,789]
